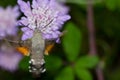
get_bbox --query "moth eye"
[16,47,30,56]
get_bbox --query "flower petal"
[19,17,28,26]
[22,29,33,40]
[32,0,38,9]
[57,15,71,22]
[18,0,32,16]
[21,27,30,32]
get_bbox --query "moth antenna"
[60,30,68,37]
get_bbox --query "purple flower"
[0,44,22,72]
[0,6,20,39]
[18,0,70,42]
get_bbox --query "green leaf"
[19,56,29,71]
[62,22,82,62]
[0,0,16,7]
[45,55,62,71]
[55,66,74,80]
[105,0,117,10]
[75,55,99,69]
[117,0,120,9]
[75,69,93,80]
[66,0,101,5]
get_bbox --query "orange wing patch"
[16,44,54,56]
[16,47,30,56]
[44,43,54,55]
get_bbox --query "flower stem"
[86,3,104,80]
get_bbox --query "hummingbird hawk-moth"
[3,29,66,76]
[3,29,54,76]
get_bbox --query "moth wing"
[44,31,67,55]
[45,43,54,55]
[16,46,30,56]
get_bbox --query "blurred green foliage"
[105,0,120,10]
[62,22,82,62]
[0,0,120,80]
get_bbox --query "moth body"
[30,30,46,76]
